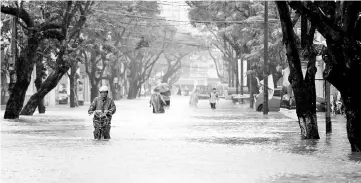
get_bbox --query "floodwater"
[1,97,361,183]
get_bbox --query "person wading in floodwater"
[189,88,199,107]
[209,88,219,110]
[150,88,166,114]
[88,86,116,140]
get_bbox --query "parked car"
[316,97,326,112]
[198,94,210,100]
[57,90,68,104]
[255,87,282,112]
[268,85,326,112]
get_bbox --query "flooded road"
[1,97,361,183]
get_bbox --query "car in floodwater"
[255,86,326,112]
[57,90,68,104]
[255,87,282,112]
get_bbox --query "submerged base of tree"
[297,112,320,139]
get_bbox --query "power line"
[158,2,191,7]
[115,35,208,48]
[154,63,216,70]
[94,9,279,24]
[105,43,209,52]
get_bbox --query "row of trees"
[1,1,200,118]
[276,1,361,152]
[187,1,286,94]
[188,1,361,152]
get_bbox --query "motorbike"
[90,110,112,140]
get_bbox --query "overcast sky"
[159,0,201,35]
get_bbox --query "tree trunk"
[277,1,319,139]
[231,68,235,87]
[69,74,77,108]
[240,57,244,95]
[293,61,320,137]
[162,67,172,83]
[285,1,361,151]
[138,85,141,98]
[297,112,319,138]
[127,81,140,99]
[236,58,239,94]
[1,86,6,105]
[20,67,69,115]
[169,72,181,86]
[4,37,39,119]
[90,83,99,102]
[74,79,79,106]
[343,90,361,152]
[162,75,170,83]
[228,62,231,87]
[127,82,140,99]
[319,25,361,152]
[34,62,46,113]
[69,61,79,108]
[162,65,180,84]
[109,78,116,100]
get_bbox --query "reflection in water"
[348,153,361,162]
[289,139,320,155]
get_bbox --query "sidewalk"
[279,108,347,122]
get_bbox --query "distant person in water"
[150,88,166,113]
[189,88,199,107]
[209,88,219,110]
[160,90,171,109]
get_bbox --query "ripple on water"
[1,98,361,182]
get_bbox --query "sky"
[159,0,201,35]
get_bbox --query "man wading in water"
[209,88,219,110]
[88,86,116,139]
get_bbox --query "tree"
[278,1,361,152]
[276,2,320,139]
[33,44,49,113]
[78,1,163,100]
[125,35,166,99]
[159,32,202,84]
[1,1,87,118]
[81,42,114,102]
[188,1,286,91]
[208,49,225,82]
[67,59,79,108]
[1,19,11,105]
[161,52,187,83]
[20,1,93,115]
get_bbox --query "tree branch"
[62,1,74,32]
[292,12,301,27]
[208,49,224,80]
[82,50,91,77]
[164,53,173,65]
[341,1,361,36]
[307,21,317,44]
[1,5,33,27]
[276,1,304,83]
[288,1,345,42]
[354,16,361,40]
[42,30,65,41]
[39,23,63,31]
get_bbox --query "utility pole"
[240,49,244,96]
[325,80,332,133]
[249,73,253,108]
[235,52,239,95]
[263,1,269,115]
